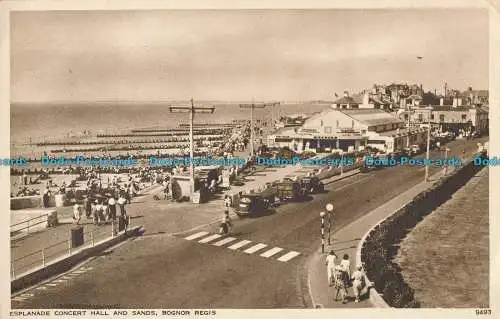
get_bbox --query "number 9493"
[475,309,491,315]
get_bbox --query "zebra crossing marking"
[212,237,237,247]
[198,234,222,243]
[182,232,301,263]
[260,247,283,258]
[243,243,267,254]
[228,240,252,250]
[184,231,209,241]
[277,251,301,262]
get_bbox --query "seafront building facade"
[267,107,427,154]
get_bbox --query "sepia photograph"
[2,2,497,316]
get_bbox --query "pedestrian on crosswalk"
[325,250,337,287]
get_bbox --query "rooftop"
[339,109,404,126]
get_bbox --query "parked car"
[272,178,307,202]
[298,176,324,194]
[236,188,276,217]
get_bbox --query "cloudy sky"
[10,9,489,102]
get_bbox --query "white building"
[267,107,427,154]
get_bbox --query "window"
[439,114,445,122]
[418,114,423,122]
[430,114,434,120]
[324,126,332,134]
[461,114,467,121]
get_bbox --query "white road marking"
[228,240,252,250]
[184,231,209,241]
[198,234,222,243]
[36,286,48,290]
[54,280,66,283]
[46,283,58,287]
[277,251,301,262]
[260,247,284,258]
[243,243,268,254]
[20,293,34,297]
[212,237,237,247]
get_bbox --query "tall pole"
[320,212,325,253]
[189,98,195,196]
[425,108,431,182]
[250,103,255,158]
[240,101,280,158]
[170,100,215,199]
[406,110,411,148]
[443,148,449,176]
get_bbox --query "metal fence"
[11,217,131,280]
[10,214,50,236]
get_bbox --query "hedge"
[361,152,487,308]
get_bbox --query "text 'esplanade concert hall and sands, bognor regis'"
[6,8,493,316]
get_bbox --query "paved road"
[12,138,486,309]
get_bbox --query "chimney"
[363,92,369,105]
[458,98,462,106]
[452,98,458,107]
[444,82,448,97]
[343,91,349,98]
[440,97,444,106]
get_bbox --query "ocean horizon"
[10,101,330,145]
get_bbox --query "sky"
[10,9,489,103]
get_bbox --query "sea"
[10,101,331,156]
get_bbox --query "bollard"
[42,248,46,267]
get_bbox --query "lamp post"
[170,99,215,197]
[443,147,450,176]
[239,101,280,158]
[320,211,326,253]
[326,203,334,245]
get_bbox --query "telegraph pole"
[170,99,215,197]
[425,107,431,182]
[320,211,326,253]
[239,101,280,158]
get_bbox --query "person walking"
[73,203,83,225]
[325,250,337,287]
[163,179,170,200]
[351,265,366,303]
[42,187,51,208]
[338,254,351,303]
[117,195,127,217]
[333,265,349,303]
[108,196,117,221]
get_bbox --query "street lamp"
[443,147,450,176]
[320,211,326,253]
[326,203,334,245]
[170,99,215,197]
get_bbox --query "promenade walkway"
[308,144,482,308]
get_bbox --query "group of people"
[325,250,367,304]
[72,193,129,228]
